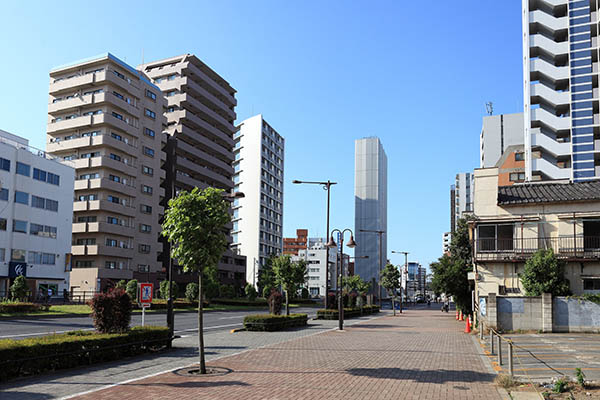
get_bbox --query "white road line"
[218,316,243,320]
[174,323,241,334]
[0,328,95,339]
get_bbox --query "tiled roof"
[497,180,600,205]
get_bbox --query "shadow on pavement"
[346,367,496,383]
[348,324,403,329]
[1,391,54,400]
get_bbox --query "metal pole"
[404,253,408,307]
[325,182,331,309]
[490,330,495,355]
[497,335,502,365]
[142,306,145,327]
[508,342,514,376]
[378,232,382,306]
[338,244,343,331]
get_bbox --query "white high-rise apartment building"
[232,115,284,286]
[454,172,474,228]
[523,0,599,182]
[354,137,387,288]
[0,129,75,298]
[480,112,524,168]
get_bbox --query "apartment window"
[11,249,26,262]
[107,216,119,225]
[166,90,177,97]
[29,252,55,265]
[144,128,155,138]
[15,191,29,205]
[79,173,99,180]
[109,174,121,183]
[140,204,152,214]
[81,131,99,137]
[139,244,151,254]
[105,261,117,269]
[144,109,156,119]
[76,238,96,245]
[47,172,60,185]
[113,70,125,80]
[112,111,124,121]
[142,165,153,176]
[509,172,526,182]
[145,89,157,101]
[109,153,122,162]
[77,216,97,223]
[106,238,118,247]
[32,168,46,183]
[81,152,100,159]
[30,223,57,239]
[583,279,600,291]
[138,264,150,272]
[0,218,6,230]
[0,188,8,201]
[16,162,30,176]
[478,224,514,251]
[140,224,152,233]
[78,194,98,201]
[0,157,10,171]
[111,132,123,142]
[142,185,153,194]
[13,220,27,233]
[107,195,120,204]
[75,260,93,268]
[113,91,124,100]
[143,147,154,157]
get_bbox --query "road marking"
[174,323,241,334]
[0,328,95,339]
[219,316,243,320]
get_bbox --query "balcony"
[47,115,93,134]
[47,136,92,153]
[91,134,137,156]
[474,236,600,261]
[175,124,233,162]
[181,76,236,121]
[171,110,234,147]
[177,138,233,174]
[73,199,136,217]
[171,93,233,134]
[90,156,137,176]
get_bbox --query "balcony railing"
[474,236,600,261]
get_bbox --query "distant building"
[443,232,451,254]
[450,184,456,233]
[0,129,75,298]
[291,240,339,297]
[480,112,524,168]
[283,229,308,255]
[496,145,526,187]
[453,172,474,229]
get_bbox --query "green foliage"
[316,305,380,320]
[245,283,258,301]
[219,284,236,298]
[10,276,28,301]
[159,280,179,300]
[553,377,568,393]
[272,255,307,315]
[257,255,276,297]
[115,280,127,290]
[243,313,308,331]
[521,249,571,296]
[0,326,169,382]
[89,288,132,333]
[580,293,600,304]
[0,302,49,313]
[575,367,586,387]
[342,275,371,295]
[268,290,283,315]
[203,272,220,300]
[262,285,274,299]
[300,287,310,299]
[430,217,473,312]
[126,279,138,301]
[381,263,401,293]
[185,283,199,302]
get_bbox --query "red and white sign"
[139,283,153,304]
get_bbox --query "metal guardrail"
[474,236,600,261]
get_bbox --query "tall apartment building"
[480,112,524,168]
[453,172,474,229]
[354,137,388,289]
[140,54,246,289]
[523,0,599,182]
[46,53,165,293]
[283,229,308,255]
[0,130,75,298]
[232,115,285,287]
[450,184,456,232]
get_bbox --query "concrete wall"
[553,297,600,333]
[497,296,542,331]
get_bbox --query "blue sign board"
[9,262,27,278]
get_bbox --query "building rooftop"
[498,180,600,205]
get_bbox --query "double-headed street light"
[391,250,409,313]
[327,229,356,331]
[292,179,337,309]
[359,229,385,306]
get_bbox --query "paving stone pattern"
[73,309,502,400]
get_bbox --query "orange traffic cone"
[455,310,459,320]
[459,311,464,321]
[464,316,471,333]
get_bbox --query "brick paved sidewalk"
[74,309,503,400]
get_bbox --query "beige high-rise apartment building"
[46,53,166,293]
[140,54,246,289]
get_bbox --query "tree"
[245,283,258,301]
[162,187,230,374]
[257,255,276,297]
[342,275,371,295]
[159,280,179,300]
[126,279,138,301]
[115,280,127,290]
[381,263,401,316]
[10,276,28,301]
[521,249,570,296]
[186,282,199,302]
[272,255,307,315]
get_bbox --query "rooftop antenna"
[485,102,493,115]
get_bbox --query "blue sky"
[0,1,524,270]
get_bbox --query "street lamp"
[327,229,356,331]
[292,179,337,308]
[166,190,244,343]
[392,251,409,312]
[359,229,385,306]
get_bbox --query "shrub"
[522,249,570,296]
[159,280,178,300]
[126,279,138,301]
[204,278,220,300]
[301,287,309,299]
[347,292,358,308]
[494,374,519,389]
[553,377,568,393]
[243,313,308,331]
[0,326,169,382]
[10,276,28,301]
[576,367,586,387]
[219,284,236,299]
[262,286,274,299]
[245,283,258,301]
[0,302,50,314]
[115,280,127,290]
[185,283,199,302]
[268,290,283,315]
[90,289,132,333]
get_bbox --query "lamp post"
[327,229,356,331]
[359,229,385,306]
[392,251,409,312]
[166,190,244,343]
[292,179,337,308]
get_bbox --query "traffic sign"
[139,283,153,304]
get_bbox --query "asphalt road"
[0,307,320,339]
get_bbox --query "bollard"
[480,322,484,340]
[508,341,514,377]
[490,330,495,355]
[497,335,502,366]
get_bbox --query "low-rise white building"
[292,240,348,297]
[0,129,75,298]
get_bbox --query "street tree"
[10,276,28,301]
[162,187,230,374]
[381,263,401,316]
[257,255,276,297]
[272,255,308,315]
[126,279,138,301]
[521,249,570,296]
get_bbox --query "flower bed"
[0,326,170,382]
[243,313,308,331]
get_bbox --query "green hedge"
[0,302,50,314]
[211,298,268,307]
[316,305,380,320]
[243,313,308,331]
[0,326,169,382]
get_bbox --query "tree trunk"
[392,294,396,316]
[198,273,206,374]
[285,288,289,316]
